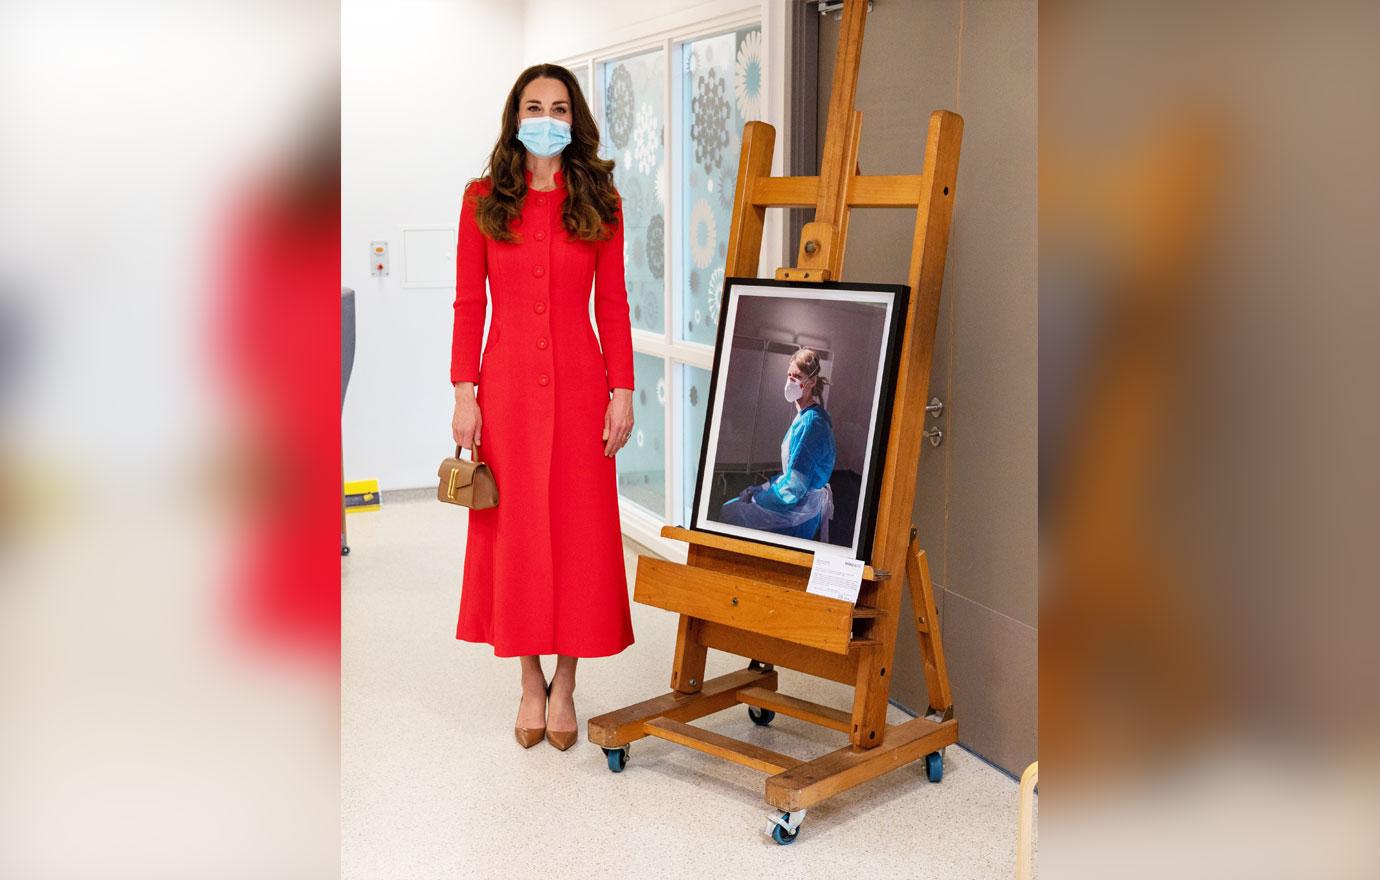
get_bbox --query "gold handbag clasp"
[447,466,461,500]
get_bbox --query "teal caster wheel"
[768,810,806,845]
[925,750,943,783]
[602,745,629,773]
[748,705,776,726]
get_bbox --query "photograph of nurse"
[718,347,837,541]
[694,281,906,559]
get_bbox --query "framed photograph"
[690,276,910,562]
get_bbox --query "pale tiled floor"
[342,492,1024,879]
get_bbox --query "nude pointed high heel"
[514,687,546,749]
[514,724,545,749]
[545,679,578,751]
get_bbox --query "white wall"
[342,0,522,490]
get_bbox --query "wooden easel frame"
[588,0,962,837]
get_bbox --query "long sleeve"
[756,412,835,511]
[450,181,488,385]
[593,196,636,393]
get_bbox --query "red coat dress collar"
[523,167,566,190]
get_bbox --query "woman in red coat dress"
[450,64,636,751]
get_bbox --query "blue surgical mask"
[517,115,572,158]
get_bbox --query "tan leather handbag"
[437,443,497,509]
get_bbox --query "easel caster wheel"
[748,706,776,726]
[602,745,629,773]
[925,750,943,783]
[769,811,804,845]
[341,545,351,556]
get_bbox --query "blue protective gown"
[718,402,837,539]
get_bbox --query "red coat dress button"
[536,337,548,350]
[533,265,545,277]
[538,374,550,386]
[534,301,546,314]
[535,231,546,241]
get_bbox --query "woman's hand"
[738,480,771,503]
[602,388,634,457]
[453,383,482,452]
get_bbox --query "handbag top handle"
[456,441,481,463]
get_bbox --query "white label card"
[805,551,865,604]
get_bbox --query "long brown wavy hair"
[470,64,620,244]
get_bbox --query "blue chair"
[341,287,355,556]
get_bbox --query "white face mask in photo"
[783,376,805,402]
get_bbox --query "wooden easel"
[587,0,963,843]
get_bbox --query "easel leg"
[848,644,885,749]
[723,121,775,276]
[906,526,953,717]
[671,615,707,694]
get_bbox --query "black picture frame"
[689,275,910,563]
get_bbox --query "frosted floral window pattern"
[588,24,762,525]
[679,26,762,346]
[599,50,665,335]
[678,364,712,528]
[618,352,668,517]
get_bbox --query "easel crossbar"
[604,696,959,813]
[750,174,927,208]
[735,686,852,733]
[587,668,778,748]
[643,718,802,775]
[765,716,959,812]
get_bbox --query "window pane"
[599,50,665,334]
[678,26,762,346]
[572,64,590,104]
[678,362,712,528]
[618,352,667,517]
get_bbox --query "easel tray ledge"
[659,525,889,582]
